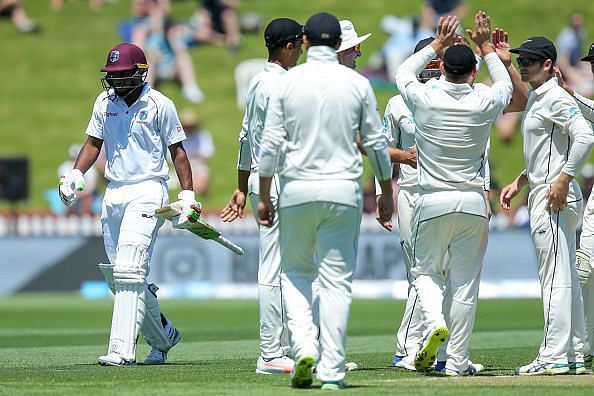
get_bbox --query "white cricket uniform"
[521,77,594,364]
[236,62,289,359]
[259,45,391,382]
[568,92,594,358]
[396,46,511,373]
[86,83,185,361]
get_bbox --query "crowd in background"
[4,1,594,232]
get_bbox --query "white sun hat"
[337,20,371,52]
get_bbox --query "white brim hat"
[337,20,371,52]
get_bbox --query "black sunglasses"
[516,56,544,67]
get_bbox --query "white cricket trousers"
[248,173,289,358]
[394,188,425,358]
[101,178,167,360]
[579,189,594,356]
[528,185,585,364]
[279,201,361,382]
[410,190,488,373]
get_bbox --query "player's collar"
[264,62,287,74]
[306,45,339,64]
[533,76,557,96]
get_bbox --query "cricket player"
[556,42,594,371]
[395,13,512,375]
[336,19,370,70]
[501,36,594,375]
[59,43,200,366]
[257,12,393,390]
[388,29,527,372]
[220,17,303,375]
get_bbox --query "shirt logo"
[568,107,580,120]
[176,125,182,132]
[139,110,148,121]
[109,50,120,63]
[104,111,118,117]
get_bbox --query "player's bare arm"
[466,11,493,57]
[376,179,394,231]
[220,170,249,222]
[500,172,528,210]
[493,29,528,113]
[546,172,572,212]
[73,136,103,173]
[169,142,194,191]
[257,176,274,227]
[388,146,417,168]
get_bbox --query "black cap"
[443,44,477,75]
[582,42,594,62]
[303,12,341,47]
[264,18,303,49]
[510,36,557,62]
[414,37,435,54]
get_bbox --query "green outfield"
[0,295,592,395]
[1,0,593,210]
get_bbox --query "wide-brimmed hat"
[337,20,371,52]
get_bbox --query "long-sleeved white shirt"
[259,46,391,208]
[395,46,511,192]
[573,92,594,124]
[522,77,594,187]
[237,62,286,173]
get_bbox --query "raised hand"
[466,11,492,55]
[492,28,511,66]
[432,15,460,53]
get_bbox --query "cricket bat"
[155,201,244,255]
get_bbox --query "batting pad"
[142,284,173,352]
[109,283,146,361]
[576,249,592,287]
[98,263,116,293]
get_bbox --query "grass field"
[0,295,592,395]
[1,0,593,211]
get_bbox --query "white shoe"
[143,320,182,365]
[182,85,205,103]
[98,352,135,366]
[256,355,294,374]
[393,356,416,371]
[515,360,569,376]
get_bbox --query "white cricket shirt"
[573,92,594,125]
[237,62,286,173]
[86,83,186,182]
[396,46,511,193]
[522,77,594,188]
[259,45,391,208]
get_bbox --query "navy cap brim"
[582,55,594,62]
[509,47,544,57]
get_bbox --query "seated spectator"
[126,0,206,103]
[200,0,241,51]
[178,109,214,197]
[556,13,594,97]
[0,0,39,33]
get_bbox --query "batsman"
[59,43,201,366]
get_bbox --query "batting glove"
[58,169,85,207]
[173,190,202,228]
[576,249,592,287]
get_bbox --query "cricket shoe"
[414,325,449,372]
[391,355,416,371]
[514,360,569,376]
[569,362,587,375]
[291,356,316,388]
[435,360,484,374]
[320,380,347,390]
[144,320,182,365]
[98,353,136,366]
[256,355,294,374]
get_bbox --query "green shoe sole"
[291,357,316,389]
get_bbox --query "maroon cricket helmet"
[100,43,148,73]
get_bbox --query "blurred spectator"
[170,109,214,197]
[380,14,433,83]
[556,13,594,97]
[420,0,468,32]
[494,112,520,144]
[0,0,39,33]
[200,0,241,51]
[51,0,105,11]
[124,0,206,103]
[56,144,101,215]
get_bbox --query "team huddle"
[56,6,594,390]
